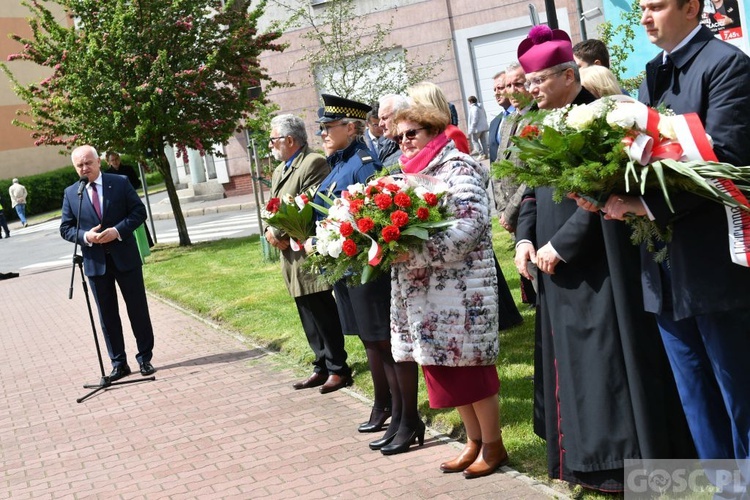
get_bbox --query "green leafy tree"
[2,0,283,245]
[272,0,445,103]
[244,99,279,162]
[597,0,645,93]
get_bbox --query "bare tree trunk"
[154,148,191,246]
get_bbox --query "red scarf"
[399,132,450,173]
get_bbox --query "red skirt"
[422,365,500,409]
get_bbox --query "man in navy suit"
[600,0,750,461]
[60,145,155,381]
[487,71,514,164]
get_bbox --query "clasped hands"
[85,224,119,245]
[567,193,647,220]
[265,229,290,251]
[515,241,559,277]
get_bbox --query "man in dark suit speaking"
[60,145,156,381]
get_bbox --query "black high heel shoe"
[358,407,392,433]
[380,421,425,455]
[368,431,396,450]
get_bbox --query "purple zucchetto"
[517,25,575,74]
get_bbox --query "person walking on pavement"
[467,96,489,159]
[60,145,156,380]
[265,114,351,395]
[9,178,28,227]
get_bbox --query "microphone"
[77,176,88,196]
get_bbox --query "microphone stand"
[69,179,155,403]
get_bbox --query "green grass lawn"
[142,223,614,499]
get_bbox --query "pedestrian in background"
[8,178,28,227]
[466,96,489,159]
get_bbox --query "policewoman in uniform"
[309,95,419,450]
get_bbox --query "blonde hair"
[406,82,451,123]
[580,65,621,98]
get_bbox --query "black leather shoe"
[139,362,156,376]
[319,373,353,394]
[109,365,131,381]
[358,407,392,433]
[292,372,327,390]
[369,431,397,450]
[380,421,426,455]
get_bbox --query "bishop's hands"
[515,242,537,279]
[516,240,561,277]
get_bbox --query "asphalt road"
[0,210,260,275]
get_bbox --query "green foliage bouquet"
[305,174,455,285]
[494,96,750,257]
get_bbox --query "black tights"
[363,339,420,439]
[363,339,393,411]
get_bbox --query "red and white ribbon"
[609,96,750,266]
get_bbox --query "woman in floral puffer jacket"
[386,104,508,479]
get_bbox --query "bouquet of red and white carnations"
[261,190,316,252]
[305,174,455,285]
[494,95,750,263]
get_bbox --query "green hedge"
[1,158,163,222]
[0,167,79,221]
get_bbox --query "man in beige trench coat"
[264,114,351,394]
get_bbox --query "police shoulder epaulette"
[357,149,374,164]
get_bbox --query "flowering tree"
[271,0,444,103]
[1,0,284,246]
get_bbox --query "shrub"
[0,167,79,220]
[2,156,163,222]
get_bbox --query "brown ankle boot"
[439,438,481,473]
[462,437,509,479]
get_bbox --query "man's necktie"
[653,56,674,103]
[90,183,102,219]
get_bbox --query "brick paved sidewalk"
[1,268,561,499]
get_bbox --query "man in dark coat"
[513,26,692,492]
[599,0,750,462]
[105,151,154,248]
[105,151,141,190]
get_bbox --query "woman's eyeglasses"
[393,128,425,145]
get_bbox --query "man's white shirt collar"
[663,24,702,63]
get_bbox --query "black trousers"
[295,290,349,376]
[89,255,154,367]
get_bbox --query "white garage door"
[468,27,532,120]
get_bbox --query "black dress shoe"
[369,431,397,450]
[139,362,156,376]
[358,407,392,433]
[319,373,353,394]
[292,372,327,390]
[380,421,426,455]
[109,365,131,381]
